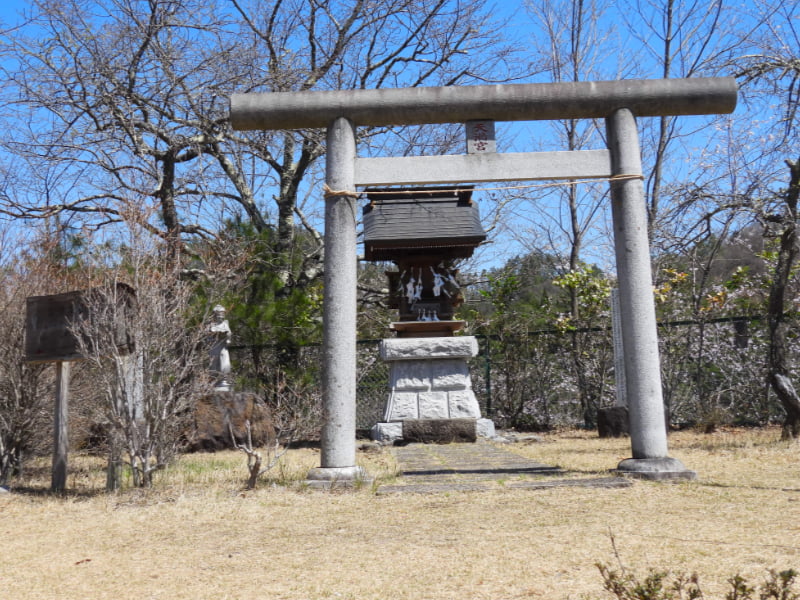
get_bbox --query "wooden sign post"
[52,361,70,493]
[25,284,136,492]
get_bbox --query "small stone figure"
[209,304,232,392]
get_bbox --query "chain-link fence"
[355,340,389,431]
[230,339,490,434]
[229,316,794,437]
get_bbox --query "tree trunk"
[156,152,182,269]
[767,158,800,439]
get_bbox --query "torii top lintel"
[230,77,737,131]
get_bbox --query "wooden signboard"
[24,284,136,492]
[25,284,136,363]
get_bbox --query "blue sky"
[0,0,27,26]
[0,0,777,275]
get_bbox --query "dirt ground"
[1,428,798,599]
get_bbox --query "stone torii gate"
[231,77,737,484]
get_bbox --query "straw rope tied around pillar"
[324,174,645,200]
[323,183,361,199]
[610,174,645,182]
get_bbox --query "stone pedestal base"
[305,466,372,489]
[597,406,629,438]
[476,417,496,438]
[403,418,477,443]
[381,336,482,421]
[188,391,274,452]
[371,422,404,443]
[616,457,697,480]
[372,336,495,443]
[371,417,496,444]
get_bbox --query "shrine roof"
[362,187,486,261]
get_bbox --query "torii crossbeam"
[230,77,737,484]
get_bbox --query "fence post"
[482,335,493,417]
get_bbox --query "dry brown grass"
[1,428,798,599]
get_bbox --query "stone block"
[597,406,670,438]
[476,418,496,438]
[418,392,449,419]
[403,418,477,443]
[188,392,275,452]
[387,392,419,421]
[390,361,431,391]
[371,422,403,443]
[381,336,478,361]
[448,390,481,418]
[430,359,471,390]
[597,406,629,438]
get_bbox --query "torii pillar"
[309,117,367,486]
[231,77,737,482]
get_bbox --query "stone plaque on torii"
[231,77,737,485]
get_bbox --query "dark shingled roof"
[362,187,486,261]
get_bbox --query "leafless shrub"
[230,377,322,489]
[71,238,216,488]
[230,420,287,490]
[0,232,56,484]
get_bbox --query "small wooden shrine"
[363,186,486,337]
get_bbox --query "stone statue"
[209,304,232,391]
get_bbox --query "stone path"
[376,442,632,495]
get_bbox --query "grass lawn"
[1,427,798,599]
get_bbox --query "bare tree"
[228,377,318,490]
[521,0,611,268]
[0,0,522,285]
[615,0,743,243]
[72,230,216,488]
[513,0,616,426]
[723,0,800,436]
[736,0,800,149]
[0,225,85,485]
[764,159,800,438]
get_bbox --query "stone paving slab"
[376,442,633,495]
[505,477,633,490]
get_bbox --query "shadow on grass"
[400,465,564,478]
[4,484,110,499]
